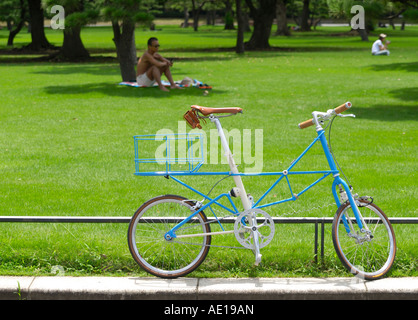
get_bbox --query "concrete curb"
[1,276,417,300]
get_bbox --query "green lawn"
[0,24,416,277]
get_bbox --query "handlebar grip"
[334,101,352,114]
[298,102,352,129]
[298,119,314,129]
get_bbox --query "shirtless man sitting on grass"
[136,37,182,92]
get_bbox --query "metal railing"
[0,216,416,263]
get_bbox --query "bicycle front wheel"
[128,194,211,278]
[332,199,396,280]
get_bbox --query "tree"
[245,0,278,49]
[236,0,245,53]
[309,0,329,29]
[45,0,99,60]
[26,0,54,50]
[103,0,154,81]
[166,0,190,27]
[191,0,209,31]
[392,0,418,9]
[0,0,29,47]
[288,0,327,31]
[275,0,290,35]
[300,0,311,30]
[388,0,418,29]
[327,0,385,41]
[224,0,235,29]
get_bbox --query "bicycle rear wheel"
[128,194,211,278]
[332,199,396,280]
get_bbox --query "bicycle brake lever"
[337,113,355,118]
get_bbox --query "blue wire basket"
[134,133,204,176]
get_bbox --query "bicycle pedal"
[254,253,262,266]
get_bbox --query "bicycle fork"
[318,129,368,234]
[211,116,262,265]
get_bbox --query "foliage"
[0,0,29,46]
[403,8,418,21]
[101,0,155,26]
[288,0,329,25]
[0,0,28,26]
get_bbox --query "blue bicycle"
[128,102,396,280]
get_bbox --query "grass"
[0,23,416,277]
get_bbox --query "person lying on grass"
[136,37,182,92]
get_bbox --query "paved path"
[1,276,417,300]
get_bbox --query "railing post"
[321,218,325,264]
[314,220,318,264]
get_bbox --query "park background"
[0,0,416,277]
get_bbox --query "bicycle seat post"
[209,115,252,211]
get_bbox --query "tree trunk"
[182,6,189,27]
[235,0,245,53]
[8,21,25,47]
[275,0,290,36]
[112,20,137,81]
[243,5,251,32]
[26,0,53,50]
[245,0,277,50]
[300,0,311,31]
[7,0,26,46]
[192,9,200,31]
[207,9,216,25]
[224,0,235,30]
[61,26,90,59]
[357,28,368,41]
[389,18,395,30]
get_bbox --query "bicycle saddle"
[191,105,243,116]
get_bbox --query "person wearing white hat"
[371,34,390,55]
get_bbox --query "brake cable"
[327,115,353,190]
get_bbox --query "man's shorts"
[136,73,156,86]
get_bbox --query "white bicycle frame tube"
[210,116,252,211]
[210,115,262,265]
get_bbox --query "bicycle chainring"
[234,209,275,249]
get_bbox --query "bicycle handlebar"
[298,102,352,129]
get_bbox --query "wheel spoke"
[332,200,396,280]
[128,196,211,278]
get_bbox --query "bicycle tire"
[332,199,396,280]
[128,194,211,278]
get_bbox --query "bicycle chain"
[173,199,336,250]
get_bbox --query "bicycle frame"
[161,114,364,241]
[130,104,396,280]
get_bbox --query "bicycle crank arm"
[252,229,262,266]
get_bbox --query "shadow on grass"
[167,45,365,53]
[354,103,418,122]
[43,82,227,98]
[389,87,418,102]
[368,62,418,73]
[0,43,367,65]
[272,46,365,52]
[31,64,120,76]
[28,61,214,79]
